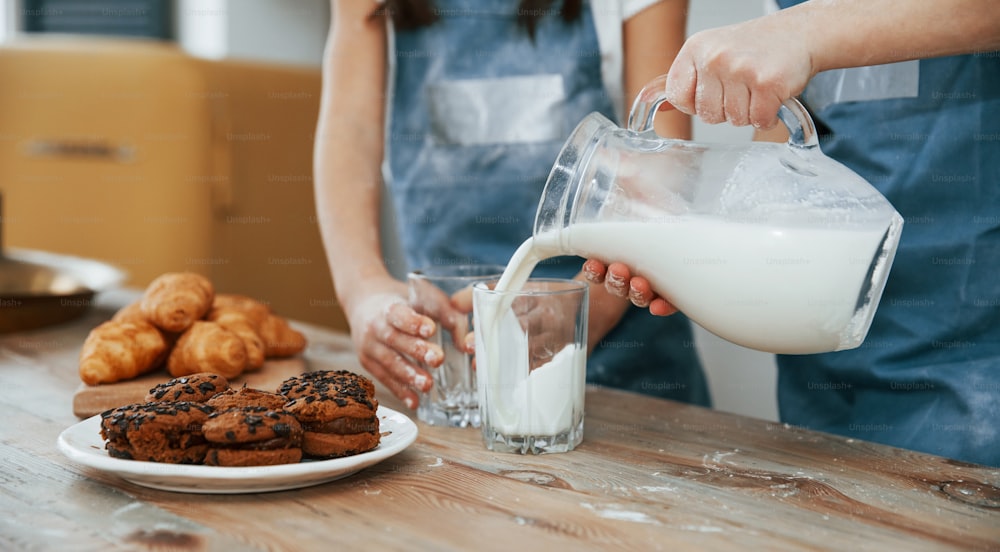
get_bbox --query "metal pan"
[0,248,126,333]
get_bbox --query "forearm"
[781,0,1000,73]
[314,1,392,312]
[623,0,692,139]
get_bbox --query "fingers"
[360,358,418,410]
[406,283,453,333]
[360,339,433,410]
[627,276,678,316]
[378,300,451,369]
[463,331,475,355]
[690,61,760,127]
[749,91,783,130]
[694,70,726,125]
[377,320,444,368]
[585,260,680,318]
[649,298,678,317]
[582,259,608,284]
[665,23,803,128]
[411,283,472,352]
[449,287,475,350]
[723,82,751,127]
[451,285,473,312]
[665,56,697,116]
[628,275,655,308]
[439,291,472,351]
[386,301,435,339]
[352,298,439,410]
[443,314,469,351]
[381,300,444,362]
[603,262,632,297]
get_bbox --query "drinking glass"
[408,264,504,427]
[473,278,588,454]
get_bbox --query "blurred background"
[0,0,777,421]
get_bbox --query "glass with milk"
[497,74,903,356]
[473,278,587,454]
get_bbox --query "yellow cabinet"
[0,36,347,332]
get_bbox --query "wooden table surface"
[2,290,998,551]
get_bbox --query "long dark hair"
[379,0,582,38]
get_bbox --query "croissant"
[211,293,306,358]
[259,313,307,358]
[207,307,266,370]
[110,300,146,325]
[140,272,214,333]
[212,294,270,328]
[167,321,248,379]
[79,321,169,385]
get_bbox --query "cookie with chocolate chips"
[202,406,303,466]
[283,382,380,459]
[277,370,376,403]
[100,401,214,464]
[145,373,230,403]
[205,386,288,412]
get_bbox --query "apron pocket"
[427,74,567,146]
[804,61,920,112]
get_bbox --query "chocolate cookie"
[202,407,303,466]
[284,390,380,459]
[100,401,214,464]
[146,373,230,403]
[206,386,288,411]
[278,370,376,402]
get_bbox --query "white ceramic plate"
[57,406,418,494]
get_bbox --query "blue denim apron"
[387,0,710,404]
[776,0,1000,466]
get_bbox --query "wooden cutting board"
[72,357,309,419]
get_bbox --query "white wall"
[174,0,228,60]
[225,0,327,66]
[175,0,328,67]
[0,0,20,42]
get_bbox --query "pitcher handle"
[627,74,818,150]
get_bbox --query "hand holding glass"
[407,265,504,428]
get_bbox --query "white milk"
[558,217,888,354]
[476,300,585,434]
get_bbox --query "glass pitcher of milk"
[529,74,904,355]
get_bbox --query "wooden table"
[2,290,998,551]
